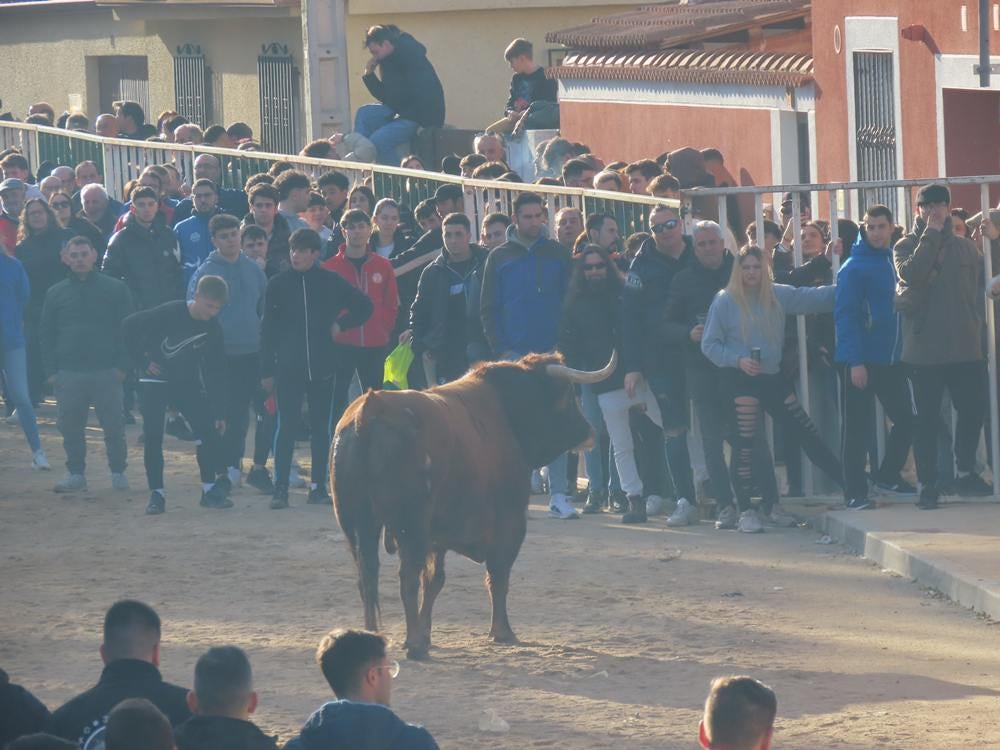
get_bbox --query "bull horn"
[546,349,618,384]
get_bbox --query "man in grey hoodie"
[188,214,268,489]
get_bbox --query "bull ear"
[545,350,617,384]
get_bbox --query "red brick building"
[548,0,1000,213]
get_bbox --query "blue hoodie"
[283,700,438,750]
[187,250,267,356]
[0,252,29,352]
[834,234,901,367]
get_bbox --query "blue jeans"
[354,104,419,165]
[2,347,41,451]
[579,384,607,493]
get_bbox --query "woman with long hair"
[49,191,106,260]
[558,244,661,522]
[14,198,72,404]
[702,246,843,532]
[369,198,414,259]
[347,185,376,217]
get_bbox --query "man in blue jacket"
[357,25,445,165]
[285,629,438,750]
[480,191,575,519]
[176,179,223,282]
[835,204,915,510]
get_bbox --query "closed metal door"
[258,44,300,154]
[173,44,211,126]
[853,51,897,214]
[98,56,150,117]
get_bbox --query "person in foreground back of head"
[46,601,190,746]
[0,669,51,747]
[104,698,175,750]
[699,676,776,750]
[6,734,76,750]
[173,647,276,750]
[284,630,438,750]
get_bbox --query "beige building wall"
[0,6,300,137]
[344,1,639,130]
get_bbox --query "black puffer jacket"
[662,254,733,370]
[102,213,184,311]
[362,32,445,127]
[557,283,625,395]
[174,715,278,750]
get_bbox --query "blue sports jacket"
[834,234,902,367]
[175,209,223,283]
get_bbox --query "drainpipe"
[981,0,991,87]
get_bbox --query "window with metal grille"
[173,44,212,126]
[258,43,301,155]
[853,51,898,215]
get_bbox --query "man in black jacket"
[122,276,232,515]
[41,237,133,495]
[173,647,276,750]
[260,229,372,509]
[356,25,445,165]
[410,213,487,384]
[46,600,191,747]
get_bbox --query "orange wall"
[812,0,1000,185]
[559,100,773,188]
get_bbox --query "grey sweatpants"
[54,369,127,475]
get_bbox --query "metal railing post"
[981,183,1000,496]
[790,192,814,495]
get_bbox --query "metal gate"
[258,43,300,154]
[173,44,211,126]
[853,51,897,214]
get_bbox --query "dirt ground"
[2,405,1000,750]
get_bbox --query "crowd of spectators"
[0,600,779,750]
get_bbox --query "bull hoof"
[406,645,430,661]
[490,631,519,645]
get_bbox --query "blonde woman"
[701,246,843,532]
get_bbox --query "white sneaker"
[227,466,242,487]
[5,410,19,425]
[715,504,739,530]
[764,505,797,527]
[666,497,696,527]
[111,472,130,491]
[54,474,87,493]
[530,469,545,495]
[738,509,764,533]
[645,494,666,516]
[548,493,580,519]
[32,449,51,470]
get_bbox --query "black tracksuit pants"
[274,375,333,490]
[331,344,384,427]
[221,353,260,469]
[141,380,223,489]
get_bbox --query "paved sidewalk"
[822,502,1000,620]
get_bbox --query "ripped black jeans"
[721,369,843,506]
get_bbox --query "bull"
[330,351,616,659]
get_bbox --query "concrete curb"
[820,511,1000,621]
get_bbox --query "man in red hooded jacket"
[323,208,399,426]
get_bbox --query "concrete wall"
[812,0,1000,186]
[344,4,639,131]
[0,6,301,137]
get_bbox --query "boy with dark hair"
[47,601,190,746]
[123,276,233,514]
[323,210,398,432]
[486,38,559,135]
[284,630,438,750]
[745,220,782,254]
[272,170,311,233]
[261,228,372,508]
[189,214,268,490]
[624,159,662,195]
[481,212,511,250]
[175,178,222,281]
[699,676,776,750]
[242,184,291,277]
[105,698,175,750]
[173,647,276,750]
[0,670,51,749]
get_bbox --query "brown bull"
[330,351,616,659]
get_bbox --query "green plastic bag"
[382,342,415,390]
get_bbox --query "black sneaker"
[307,487,332,505]
[845,497,873,511]
[200,484,234,509]
[214,475,233,497]
[145,491,165,515]
[608,490,628,514]
[246,467,275,494]
[874,477,916,495]
[621,495,647,524]
[916,486,939,510]
[955,473,993,497]
[165,415,195,441]
[270,485,289,510]
[582,490,604,514]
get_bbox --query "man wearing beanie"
[894,183,991,509]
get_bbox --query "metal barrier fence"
[682,177,1000,497]
[0,122,667,243]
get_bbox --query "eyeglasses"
[584,262,606,270]
[375,660,400,679]
[651,219,679,233]
[50,202,71,209]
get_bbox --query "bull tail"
[331,398,382,631]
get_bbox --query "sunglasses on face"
[584,262,606,270]
[51,202,71,209]
[651,219,679,233]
